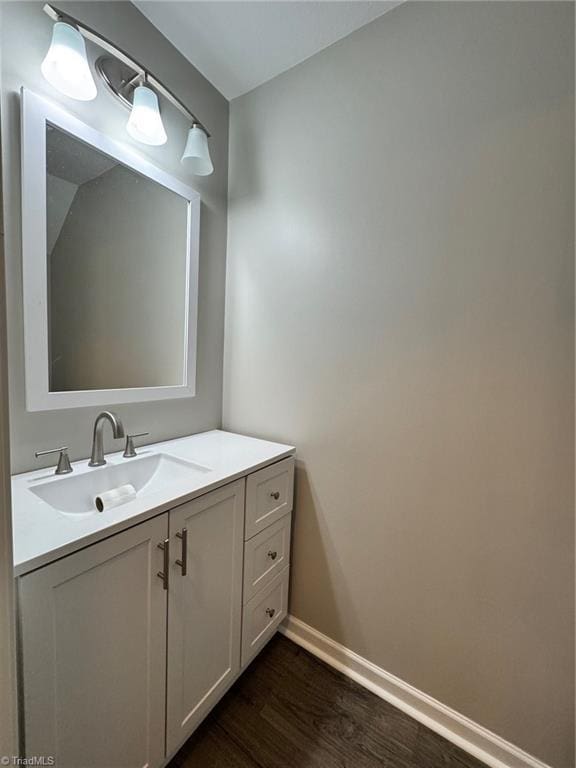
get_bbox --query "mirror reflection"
[46,123,188,392]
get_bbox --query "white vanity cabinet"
[17,453,294,768]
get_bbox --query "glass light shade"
[41,21,97,101]
[126,86,167,146]
[181,125,213,176]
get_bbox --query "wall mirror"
[21,89,200,411]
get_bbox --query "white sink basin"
[29,453,212,515]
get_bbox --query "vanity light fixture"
[41,20,97,101]
[41,3,213,174]
[126,84,168,146]
[181,124,214,176]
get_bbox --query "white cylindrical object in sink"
[94,484,136,512]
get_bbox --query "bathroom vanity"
[12,70,296,768]
[12,429,295,768]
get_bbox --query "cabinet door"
[19,514,169,768]
[166,479,244,754]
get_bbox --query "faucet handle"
[35,446,73,475]
[123,432,149,459]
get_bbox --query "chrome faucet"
[88,411,125,467]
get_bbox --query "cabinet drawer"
[245,457,294,539]
[243,513,291,603]
[241,567,289,668]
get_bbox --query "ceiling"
[133,1,401,100]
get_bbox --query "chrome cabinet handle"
[270,491,280,501]
[157,539,169,590]
[175,528,187,576]
[267,550,278,560]
[265,608,276,618]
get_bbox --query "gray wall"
[1,1,229,472]
[223,3,575,766]
[0,13,17,748]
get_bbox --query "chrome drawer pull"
[157,539,169,590]
[270,491,280,500]
[175,527,187,576]
[267,550,278,560]
[266,607,276,618]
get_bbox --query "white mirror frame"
[20,89,200,412]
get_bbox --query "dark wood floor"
[168,634,487,768]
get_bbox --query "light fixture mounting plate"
[95,55,143,110]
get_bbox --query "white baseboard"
[278,615,551,768]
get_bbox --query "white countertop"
[12,429,295,577]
